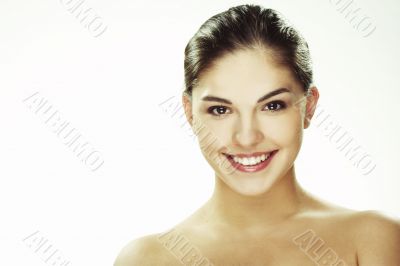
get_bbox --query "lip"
[224,150,278,173]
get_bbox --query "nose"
[232,115,264,148]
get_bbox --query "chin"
[225,172,282,196]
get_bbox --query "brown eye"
[207,106,230,116]
[264,101,287,112]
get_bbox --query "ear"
[303,86,320,129]
[182,91,194,127]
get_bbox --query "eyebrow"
[201,87,291,105]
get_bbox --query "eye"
[207,105,231,116]
[263,100,287,112]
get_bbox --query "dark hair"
[184,4,313,97]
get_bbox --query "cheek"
[197,121,230,150]
[260,113,303,146]
[191,114,228,152]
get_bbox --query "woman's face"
[183,48,318,196]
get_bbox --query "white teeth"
[231,152,271,166]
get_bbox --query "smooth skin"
[115,48,400,266]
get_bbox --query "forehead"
[193,48,302,102]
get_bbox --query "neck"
[204,167,310,229]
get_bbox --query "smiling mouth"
[223,150,278,167]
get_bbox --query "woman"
[115,4,400,265]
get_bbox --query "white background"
[1,0,399,265]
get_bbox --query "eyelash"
[207,100,287,117]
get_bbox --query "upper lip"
[224,150,276,159]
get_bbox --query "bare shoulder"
[349,210,400,265]
[346,209,400,237]
[301,205,400,265]
[114,233,177,266]
[317,207,400,237]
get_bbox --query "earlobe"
[303,86,320,129]
[182,92,194,127]
[304,116,311,129]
